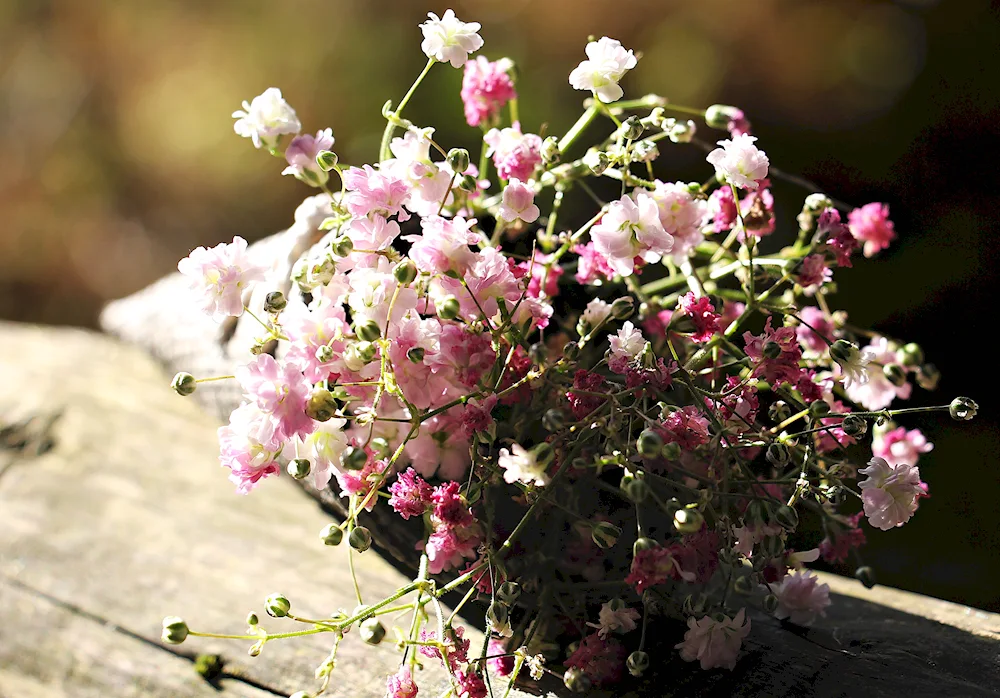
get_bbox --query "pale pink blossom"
[282,299,350,382]
[844,336,910,410]
[590,192,673,276]
[236,354,314,447]
[731,523,782,557]
[281,128,335,185]
[675,608,751,671]
[848,202,896,258]
[568,37,638,103]
[218,402,281,494]
[773,570,831,626]
[498,443,549,487]
[346,257,418,327]
[859,456,924,530]
[405,215,481,276]
[483,122,542,182]
[498,178,539,223]
[342,165,411,221]
[873,426,933,468]
[588,600,641,639]
[796,306,836,355]
[581,298,612,331]
[608,321,646,370]
[232,87,300,149]
[384,129,453,217]
[177,236,267,321]
[405,419,470,480]
[419,10,483,68]
[797,254,832,292]
[461,56,516,127]
[386,666,419,698]
[648,181,710,261]
[432,246,523,322]
[343,214,401,253]
[706,134,769,190]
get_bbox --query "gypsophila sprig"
[165,11,976,693]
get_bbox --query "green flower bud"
[626,650,650,677]
[263,291,287,314]
[541,135,560,164]
[370,437,390,458]
[438,296,461,320]
[290,692,314,698]
[320,523,344,546]
[660,441,682,461]
[306,387,339,422]
[287,458,311,480]
[497,581,520,605]
[486,603,510,636]
[769,400,791,423]
[563,667,592,693]
[171,372,197,397]
[917,363,940,390]
[359,617,386,644]
[733,574,755,595]
[446,148,471,173]
[636,429,664,458]
[899,342,924,367]
[529,342,547,364]
[682,593,708,616]
[246,612,259,626]
[542,409,565,432]
[854,565,876,589]
[583,148,610,175]
[766,442,789,466]
[949,396,978,421]
[356,319,381,342]
[316,150,338,171]
[673,508,704,534]
[841,414,868,437]
[746,500,768,527]
[265,594,290,618]
[883,363,907,387]
[704,104,740,129]
[774,504,799,530]
[315,345,334,363]
[760,534,785,559]
[829,339,856,364]
[633,537,658,555]
[406,346,425,363]
[533,442,555,466]
[161,616,189,644]
[458,174,479,193]
[341,446,368,471]
[591,521,622,549]
[394,260,418,285]
[622,116,644,141]
[610,296,635,320]
[356,341,377,363]
[349,526,372,552]
[762,340,782,360]
[762,593,779,614]
[626,477,650,503]
[331,236,354,257]
[809,400,831,418]
[562,342,580,360]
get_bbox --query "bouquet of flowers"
[158,9,978,696]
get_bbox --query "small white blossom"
[498,443,550,487]
[581,298,612,331]
[232,87,301,149]
[569,37,638,103]
[177,236,268,321]
[706,134,769,190]
[587,600,641,639]
[419,10,484,68]
[525,653,546,680]
[831,340,877,389]
[608,321,646,364]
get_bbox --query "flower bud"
[542,409,565,432]
[583,148,610,175]
[340,445,368,471]
[171,372,197,396]
[766,442,789,466]
[161,616,189,644]
[762,340,782,360]
[316,150,338,171]
[673,508,704,534]
[248,639,263,657]
[315,345,334,363]
[809,400,831,418]
[306,387,339,422]
[263,291,287,314]
[393,259,418,285]
[773,505,799,530]
[591,521,622,549]
[287,458,311,480]
[486,603,510,634]
[358,617,385,645]
[625,477,650,503]
[854,565,876,589]
[733,574,755,595]
[442,147,470,173]
[622,116,644,141]
[660,441,681,461]
[682,593,708,616]
[704,104,740,129]
[320,523,344,546]
[949,396,978,421]
[354,341,377,364]
[899,342,924,367]
[406,346,425,363]
[762,593,779,614]
[497,581,520,605]
[246,612,259,626]
[458,174,479,193]
[917,363,940,390]
[370,437,390,458]
[349,526,372,552]
[533,442,555,466]
[356,319,381,342]
[563,667,592,693]
[438,296,461,320]
[883,363,907,387]
[829,339,856,364]
[529,341,547,364]
[769,400,791,423]
[610,296,635,320]
[663,117,696,143]
[746,500,768,527]
[841,414,868,437]
[633,537,658,555]
[626,650,650,677]
[265,594,291,618]
[636,429,663,458]
[760,534,785,559]
[562,341,580,361]
[541,135,560,164]
[331,236,354,257]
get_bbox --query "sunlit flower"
[232,87,300,149]
[569,37,637,103]
[859,456,925,530]
[419,10,483,68]
[675,609,751,671]
[706,134,769,190]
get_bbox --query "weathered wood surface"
[1,321,1000,698]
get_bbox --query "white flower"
[498,179,540,224]
[609,321,646,364]
[524,652,546,680]
[705,134,769,190]
[419,10,484,68]
[773,571,831,626]
[581,298,612,332]
[568,37,638,103]
[177,236,268,321]
[590,192,673,276]
[232,88,301,149]
[859,456,924,531]
[498,443,550,487]
[587,600,640,639]
[831,339,877,389]
[283,418,348,489]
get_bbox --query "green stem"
[380,57,436,161]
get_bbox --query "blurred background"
[1,0,997,611]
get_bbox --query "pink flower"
[283,300,351,383]
[773,570,831,626]
[177,236,267,321]
[820,208,858,267]
[848,202,896,258]
[342,164,411,221]
[844,336,911,411]
[487,638,515,676]
[873,426,933,468]
[819,512,866,564]
[419,10,483,68]
[565,632,626,687]
[859,456,925,530]
[675,609,751,671]
[743,317,804,387]
[405,215,480,276]
[608,321,646,372]
[657,406,711,452]
[517,251,562,299]
[589,600,641,639]
[386,666,419,698]
[343,214,401,253]
[795,306,836,355]
[454,669,487,698]
[708,186,738,233]
[590,192,672,277]
[282,128,335,185]
[708,376,759,432]
[334,456,389,511]
[459,395,497,438]
[498,178,539,223]
[232,87,300,149]
[626,546,694,593]
[573,241,615,285]
[797,254,831,291]
[648,181,710,261]
[424,482,482,574]
[388,468,434,520]
[218,402,281,494]
[566,369,607,420]
[236,354,314,447]
[419,625,470,665]
[405,419,470,480]
[286,418,349,490]
[461,56,516,127]
[483,122,542,182]
[706,134,769,191]
[568,37,637,104]
[677,292,721,343]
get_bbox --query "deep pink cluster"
[819,512,867,564]
[461,56,516,127]
[564,632,626,687]
[424,481,482,574]
[743,317,804,387]
[566,370,608,420]
[657,406,711,451]
[388,468,434,520]
[573,241,615,285]
[677,292,721,343]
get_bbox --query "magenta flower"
[564,632,626,687]
[859,456,925,530]
[386,666,418,698]
[848,202,896,258]
[873,426,934,468]
[677,292,721,343]
[461,56,516,127]
[675,609,751,671]
[177,236,267,321]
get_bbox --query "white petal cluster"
[569,37,637,103]
[232,88,301,149]
[420,10,484,68]
[706,134,769,190]
[498,443,550,487]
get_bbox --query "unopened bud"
[331,236,354,257]
[626,650,650,677]
[356,319,381,342]
[341,446,368,471]
[733,575,755,595]
[246,612,259,626]
[883,363,907,387]
[660,441,681,461]
[407,346,425,363]
[564,667,592,693]
[636,429,663,458]
[171,372,197,396]
[769,400,791,423]
[265,594,290,618]
[829,339,856,364]
[842,414,868,437]
[626,478,650,503]
[591,521,621,549]
[583,148,610,175]
[542,409,565,432]
[854,565,876,589]
[541,136,560,164]
[762,593,779,614]
[356,341,377,363]
[774,504,799,530]
[917,363,940,390]
[760,534,785,559]
[562,342,580,361]
[532,442,555,466]
[349,526,372,552]
[359,617,385,644]
[622,116,644,141]
[633,537,658,554]
[497,581,520,605]
[161,616,189,644]
[287,458,311,480]
[673,508,704,534]
[315,345,334,363]
[320,523,344,546]
[438,296,461,320]
[610,296,635,320]
[394,260,418,285]
[704,104,740,129]
[306,388,339,422]
[458,174,479,193]
[949,396,978,421]
[762,340,782,360]
[899,342,924,367]
[262,291,287,314]
[766,442,789,466]
[446,148,470,173]
[316,150,338,171]
[810,400,831,418]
